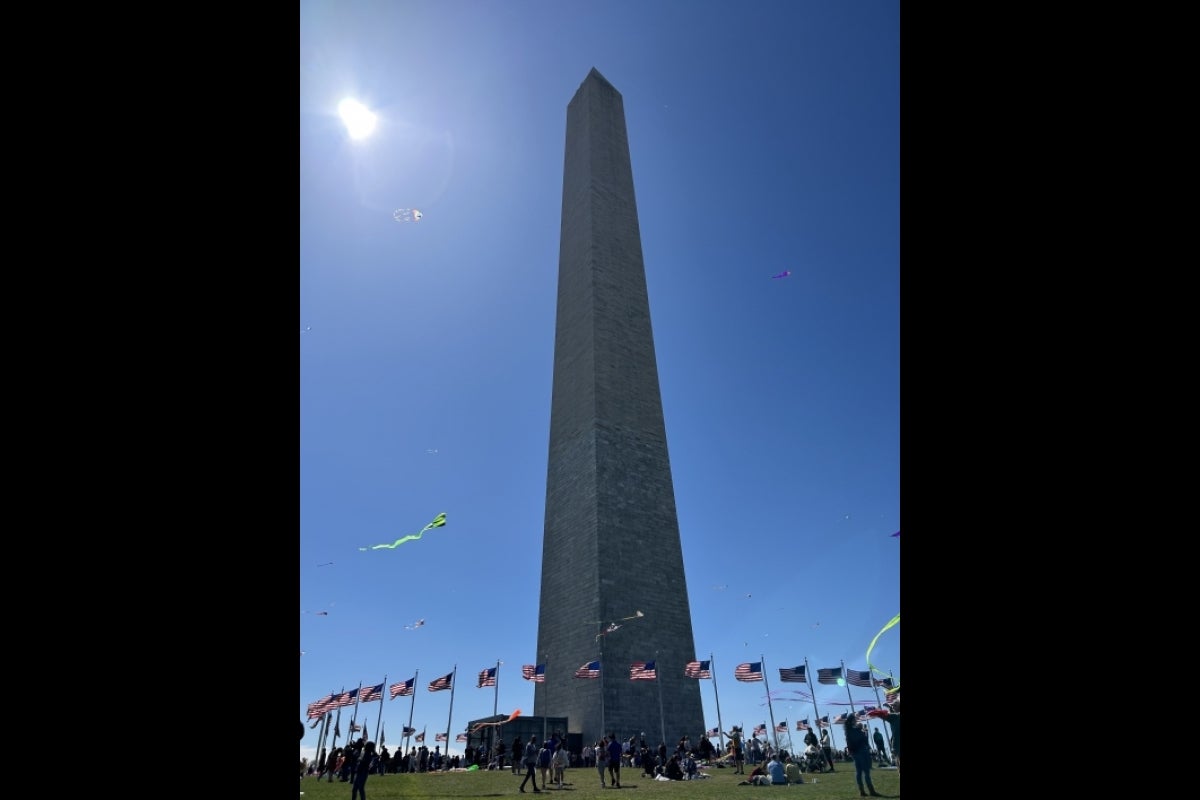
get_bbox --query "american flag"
[350,721,363,733]
[309,714,325,728]
[630,661,657,681]
[735,662,764,682]
[428,672,453,692]
[575,661,601,679]
[360,682,384,702]
[478,667,497,688]
[874,677,894,690]
[522,664,546,683]
[817,667,842,685]
[775,721,788,733]
[456,733,469,743]
[753,723,767,736]
[816,716,830,728]
[706,727,719,738]
[390,678,415,699]
[436,732,448,742]
[795,720,810,731]
[684,660,712,679]
[778,665,806,683]
[338,688,359,707]
[403,726,417,737]
[846,669,874,688]
[415,731,425,742]
[832,712,851,725]
[307,694,336,717]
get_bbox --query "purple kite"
[891,531,900,537]
[771,270,791,279]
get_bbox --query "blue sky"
[300,0,899,761]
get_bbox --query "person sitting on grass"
[767,753,787,785]
[784,754,803,785]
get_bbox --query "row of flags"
[742,663,894,691]
[748,709,881,737]
[311,716,469,746]
[306,672,456,719]
[307,663,898,719]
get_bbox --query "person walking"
[519,735,541,793]
[537,740,553,790]
[552,741,570,788]
[844,719,880,797]
[512,736,523,775]
[607,732,624,788]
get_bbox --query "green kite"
[359,512,447,551]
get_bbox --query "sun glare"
[337,98,377,141]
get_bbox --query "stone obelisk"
[534,67,705,747]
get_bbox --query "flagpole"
[710,653,727,755]
[443,665,457,769]
[493,659,501,718]
[537,655,549,748]
[840,660,857,715]
[375,674,386,743]
[655,650,666,745]
[316,709,331,765]
[598,635,606,740]
[758,655,779,753]
[349,681,364,734]
[331,686,345,751]
[405,670,419,756]
[804,658,822,740]
[869,676,890,764]
[492,659,501,765]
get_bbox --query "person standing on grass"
[726,725,745,774]
[868,696,900,777]
[512,735,523,775]
[350,741,377,800]
[596,737,609,787]
[844,719,880,797]
[820,727,837,772]
[873,726,890,765]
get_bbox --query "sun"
[337,98,377,140]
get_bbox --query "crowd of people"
[299,695,902,792]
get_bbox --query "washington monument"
[533,68,705,747]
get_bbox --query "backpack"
[539,747,552,767]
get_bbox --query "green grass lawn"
[297,764,900,799]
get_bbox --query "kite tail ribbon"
[865,613,900,681]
